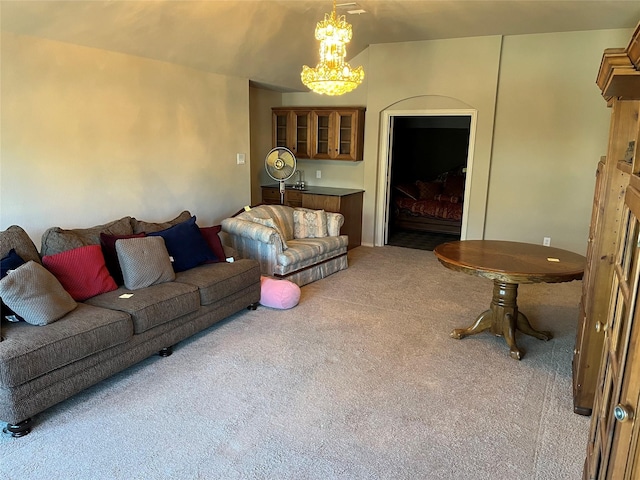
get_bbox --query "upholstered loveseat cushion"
[85,282,200,334]
[174,259,261,306]
[276,237,349,271]
[0,303,132,388]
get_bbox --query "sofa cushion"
[85,282,200,334]
[277,237,349,267]
[293,209,328,239]
[148,217,217,272]
[0,225,41,265]
[0,303,132,388]
[100,232,146,286]
[42,245,118,301]
[116,236,175,290]
[174,258,261,306]
[40,216,134,257]
[199,225,225,262]
[131,210,192,234]
[0,261,78,326]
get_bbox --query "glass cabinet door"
[294,111,311,158]
[273,111,288,149]
[272,110,311,158]
[313,111,332,159]
[335,112,356,160]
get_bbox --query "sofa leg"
[247,302,258,311]
[158,346,173,357]
[3,418,33,437]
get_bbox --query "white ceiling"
[2,1,639,92]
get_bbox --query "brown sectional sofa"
[0,212,261,437]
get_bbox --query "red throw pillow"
[42,245,118,301]
[100,232,146,285]
[199,226,225,262]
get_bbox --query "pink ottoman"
[260,276,300,309]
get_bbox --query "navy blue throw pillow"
[1,249,26,321]
[1,249,26,278]
[148,216,217,272]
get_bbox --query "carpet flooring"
[0,246,590,479]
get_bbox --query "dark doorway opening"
[386,115,471,251]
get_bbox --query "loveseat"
[221,205,348,287]
[0,211,261,437]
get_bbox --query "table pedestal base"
[450,281,552,360]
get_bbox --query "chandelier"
[300,0,364,96]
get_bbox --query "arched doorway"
[375,106,479,247]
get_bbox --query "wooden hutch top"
[597,23,640,102]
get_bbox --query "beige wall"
[275,29,632,254]
[249,86,281,205]
[1,32,251,249]
[485,29,630,252]
[3,28,633,255]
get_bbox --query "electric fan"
[264,147,297,204]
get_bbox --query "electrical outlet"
[543,237,551,246]
[316,170,321,179]
[236,153,245,165]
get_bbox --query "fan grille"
[265,147,296,181]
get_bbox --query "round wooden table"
[433,240,585,360]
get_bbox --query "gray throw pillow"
[0,261,78,326]
[115,236,175,290]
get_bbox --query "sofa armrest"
[221,218,289,255]
[221,218,279,244]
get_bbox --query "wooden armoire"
[577,23,640,479]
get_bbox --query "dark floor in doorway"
[387,230,460,251]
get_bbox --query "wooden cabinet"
[272,107,365,161]
[272,109,312,158]
[261,186,302,208]
[311,109,365,161]
[573,158,616,415]
[261,186,363,250]
[301,191,363,250]
[581,23,640,480]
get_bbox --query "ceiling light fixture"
[300,0,364,96]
